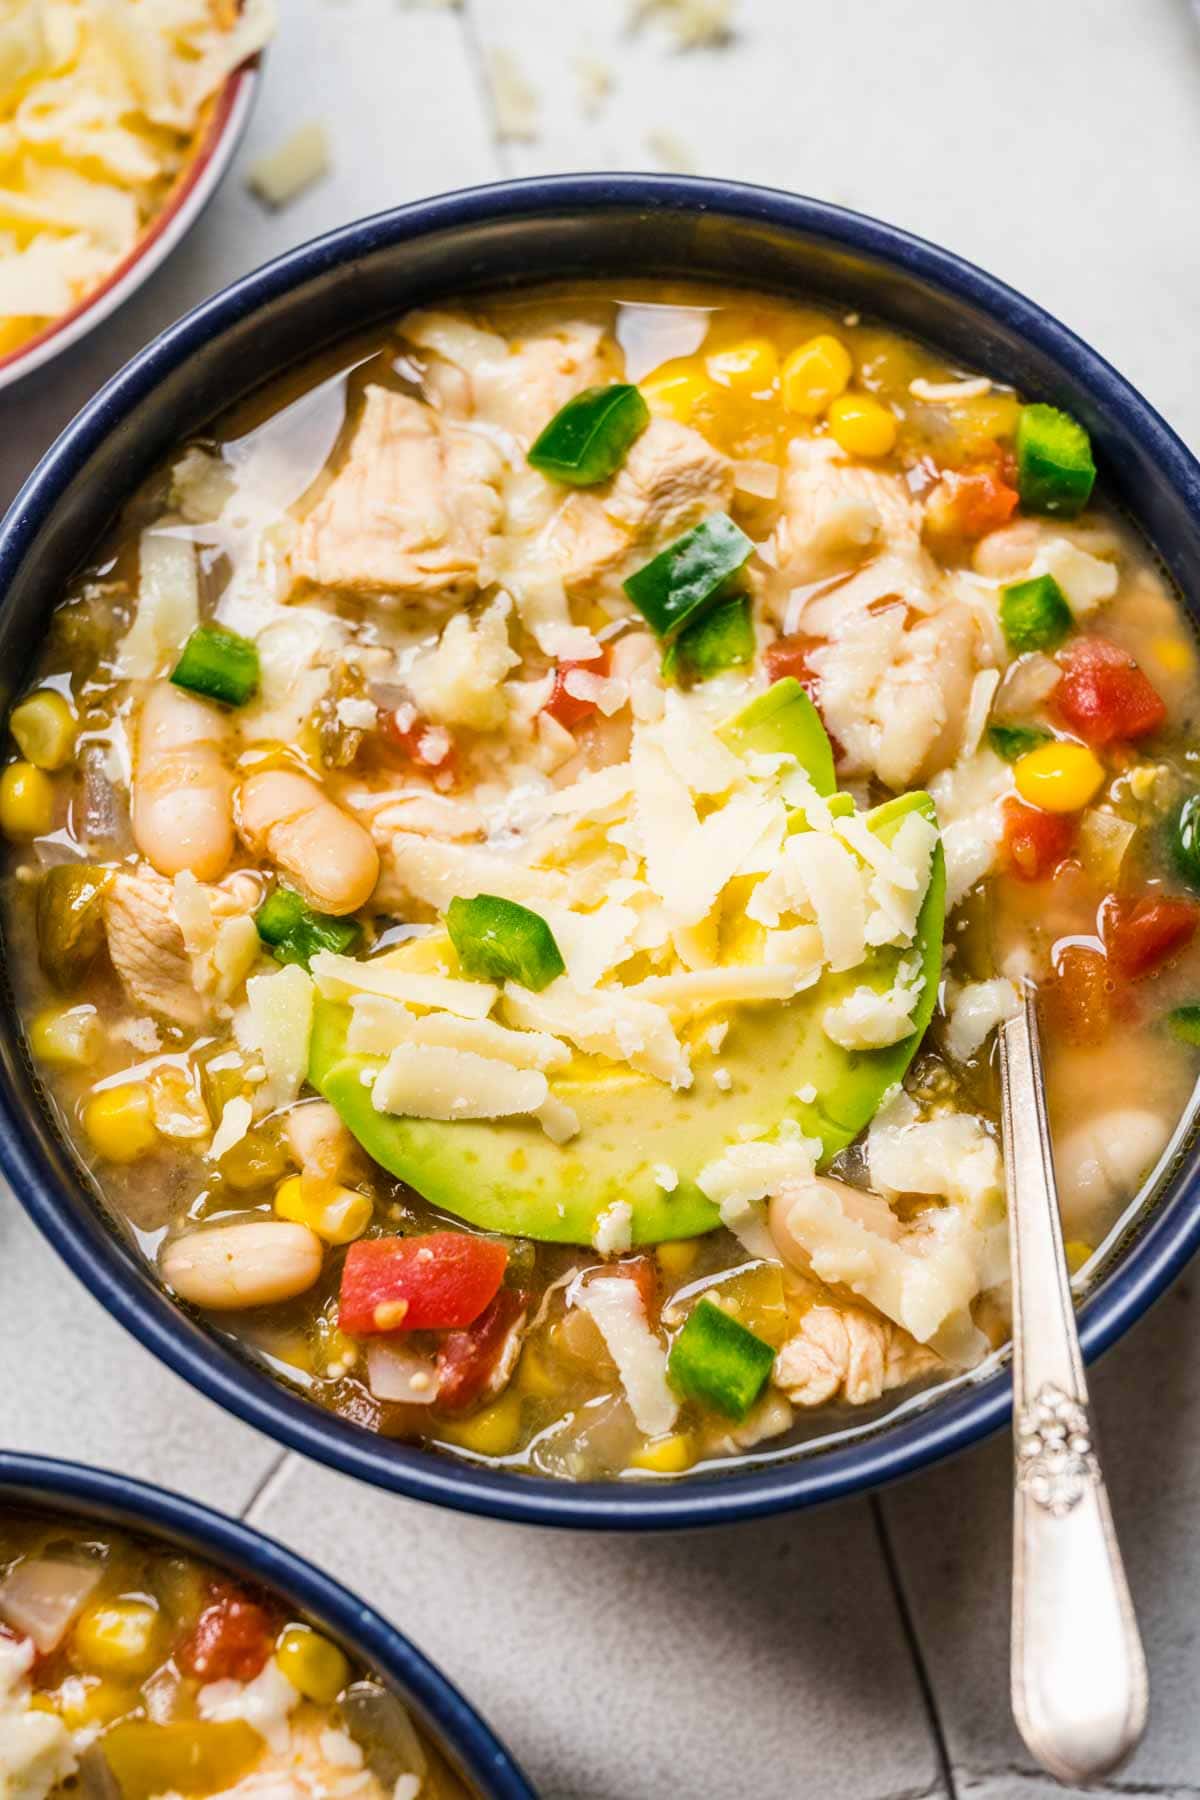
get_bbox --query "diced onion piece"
[366,1342,439,1404]
[0,1558,101,1653]
[732,458,780,499]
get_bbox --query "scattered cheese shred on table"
[488,46,539,142]
[246,121,332,209]
[629,0,735,50]
[0,0,276,358]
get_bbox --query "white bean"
[134,682,235,882]
[1054,1108,1170,1240]
[160,1219,323,1310]
[238,769,378,915]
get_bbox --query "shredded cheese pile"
[236,690,938,1169]
[0,0,275,357]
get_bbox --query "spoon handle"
[999,993,1147,1786]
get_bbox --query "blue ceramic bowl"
[0,1451,533,1796]
[2,176,1199,1530]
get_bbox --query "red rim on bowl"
[0,58,261,393]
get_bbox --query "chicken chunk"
[773,1303,941,1408]
[105,869,255,1027]
[290,387,503,600]
[775,436,923,580]
[550,418,734,594]
[808,596,985,790]
[401,310,608,442]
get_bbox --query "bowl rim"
[0,57,261,394]
[0,1449,535,1799]
[3,172,1200,1529]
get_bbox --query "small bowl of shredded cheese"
[0,0,275,392]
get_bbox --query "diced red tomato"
[1103,894,1200,980]
[379,703,457,773]
[1002,798,1077,881]
[1053,638,1166,747]
[177,1588,274,1683]
[1045,943,1113,1046]
[926,464,1019,541]
[542,649,609,730]
[765,634,821,690]
[435,1288,529,1413]
[339,1232,508,1336]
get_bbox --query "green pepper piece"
[527,383,650,486]
[668,1295,776,1420]
[36,863,111,988]
[1169,794,1200,891]
[663,595,754,685]
[988,723,1053,763]
[1016,403,1096,517]
[623,513,753,640]
[255,886,361,969]
[1167,1004,1200,1047]
[999,573,1073,655]
[446,893,565,991]
[171,624,260,708]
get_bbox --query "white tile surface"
[250,1458,944,1800]
[3,1,1200,1794]
[0,1195,280,1513]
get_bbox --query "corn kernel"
[655,1238,699,1277]
[10,690,75,771]
[639,363,718,424]
[516,1343,559,1398]
[1014,741,1105,814]
[781,334,853,416]
[827,392,898,458]
[274,1174,372,1245]
[73,1601,162,1679]
[438,1387,524,1457]
[275,1626,350,1705]
[1151,634,1194,678]
[631,1433,694,1474]
[706,336,778,395]
[83,1083,157,1163]
[30,1004,102,1069]
[1064,1240,1093,1275]
[0,761,54,837]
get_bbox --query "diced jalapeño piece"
[1169,794,1200,890]
[255,886,361,968]
[527,383,650,486]
[170,624,260,707]
[623,512,753,640]
[999,573,1072,654]
[446,893,565,991]
[664,594,754,684]
[1167,1004,1200,1047]
[667,1295,776,1420]
[988,723,1052,763]
[1016,403,1096,517]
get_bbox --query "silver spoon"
[998,990,1148,1785]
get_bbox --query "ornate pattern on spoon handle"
[1000,993,1147,1786]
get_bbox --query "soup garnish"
[0,1512,463,1797]
[4,285,1198,1481]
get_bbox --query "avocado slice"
[309,682,945,1246]
[716,676,836,795]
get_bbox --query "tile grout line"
[456,1,513,176]
[870,1495,960,1800]
[239,1446,294,1524]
